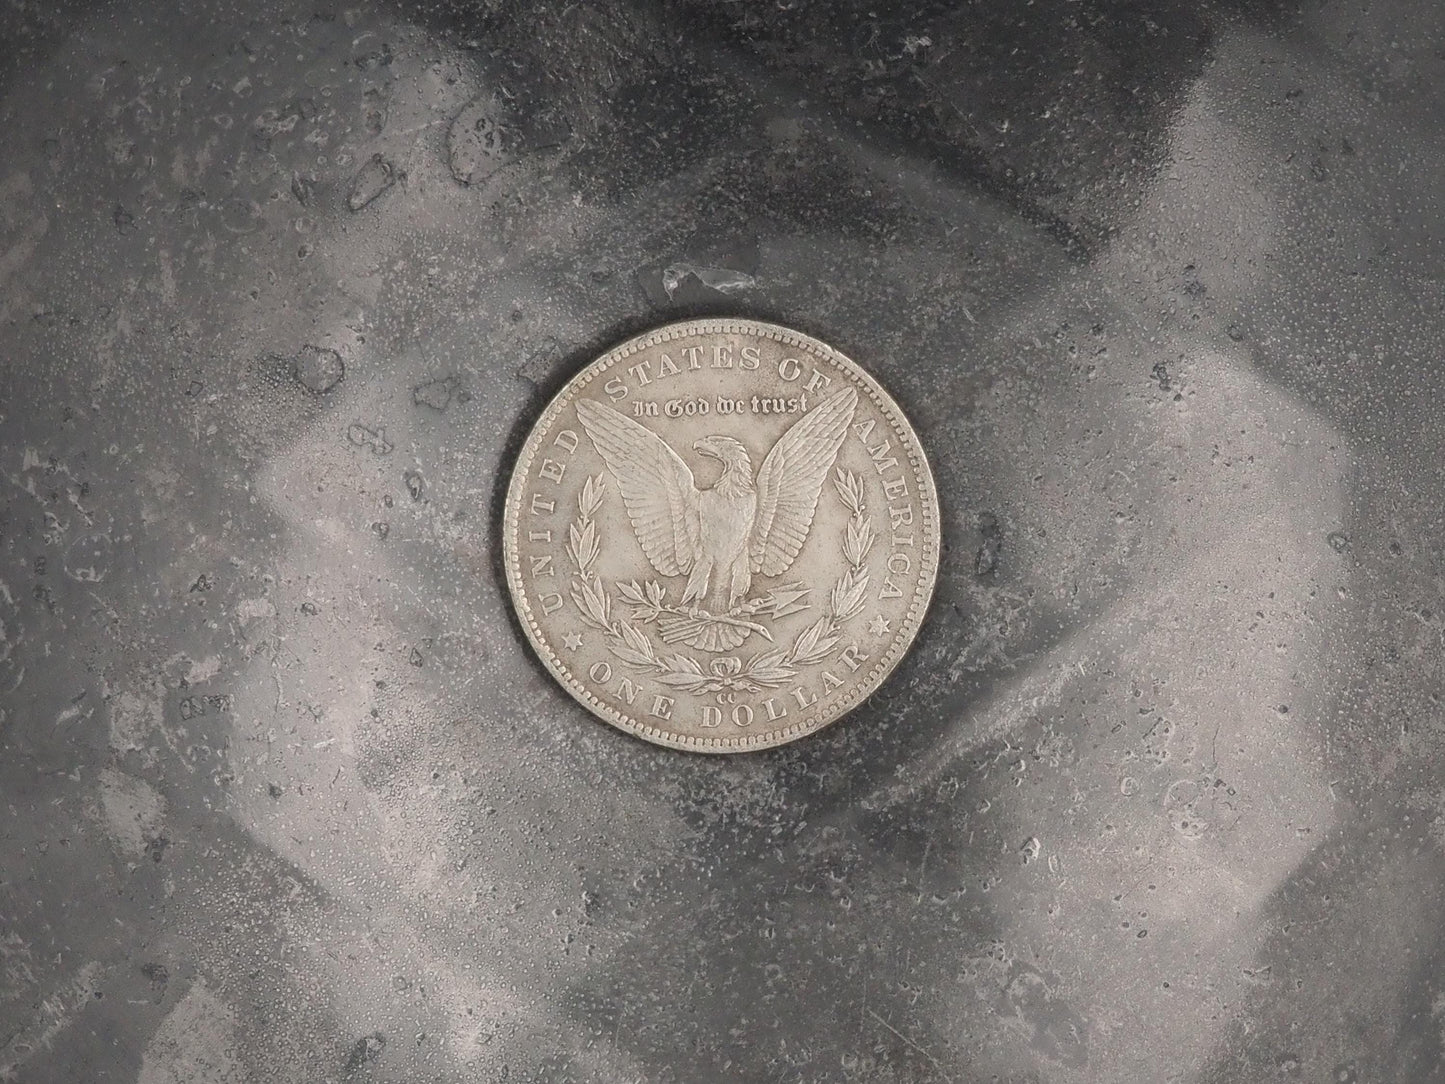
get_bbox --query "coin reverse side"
[503,319,939,752]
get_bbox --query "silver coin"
[503,319,940,752]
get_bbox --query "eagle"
[575,386,859,650]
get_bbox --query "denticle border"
[502,318,941,753]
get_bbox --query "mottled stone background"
[1,0,1443,1081]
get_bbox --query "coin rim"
[503,318,940,753]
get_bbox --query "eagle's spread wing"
[575,399,701,578]
[750,386,859,576]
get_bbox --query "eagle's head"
[693,435,753,477]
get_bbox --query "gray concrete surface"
[1,0,1443,1080]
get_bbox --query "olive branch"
[565,468,876,694]
[566,475,668,673]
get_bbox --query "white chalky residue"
[109,687,165,755]
[235,598,276,624]
[185,654,223,684]
[98,767,166,859]
[137,982,245,1084]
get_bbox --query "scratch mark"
[867,1008,953,1082]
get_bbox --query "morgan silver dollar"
[503,319,940,752]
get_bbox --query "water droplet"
[347,154,396,212]
[294,345,344,394]
[448,97,518,186]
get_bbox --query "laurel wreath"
[566,469,876,694]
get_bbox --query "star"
[562,632,584,651]
[867,615,891,637]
